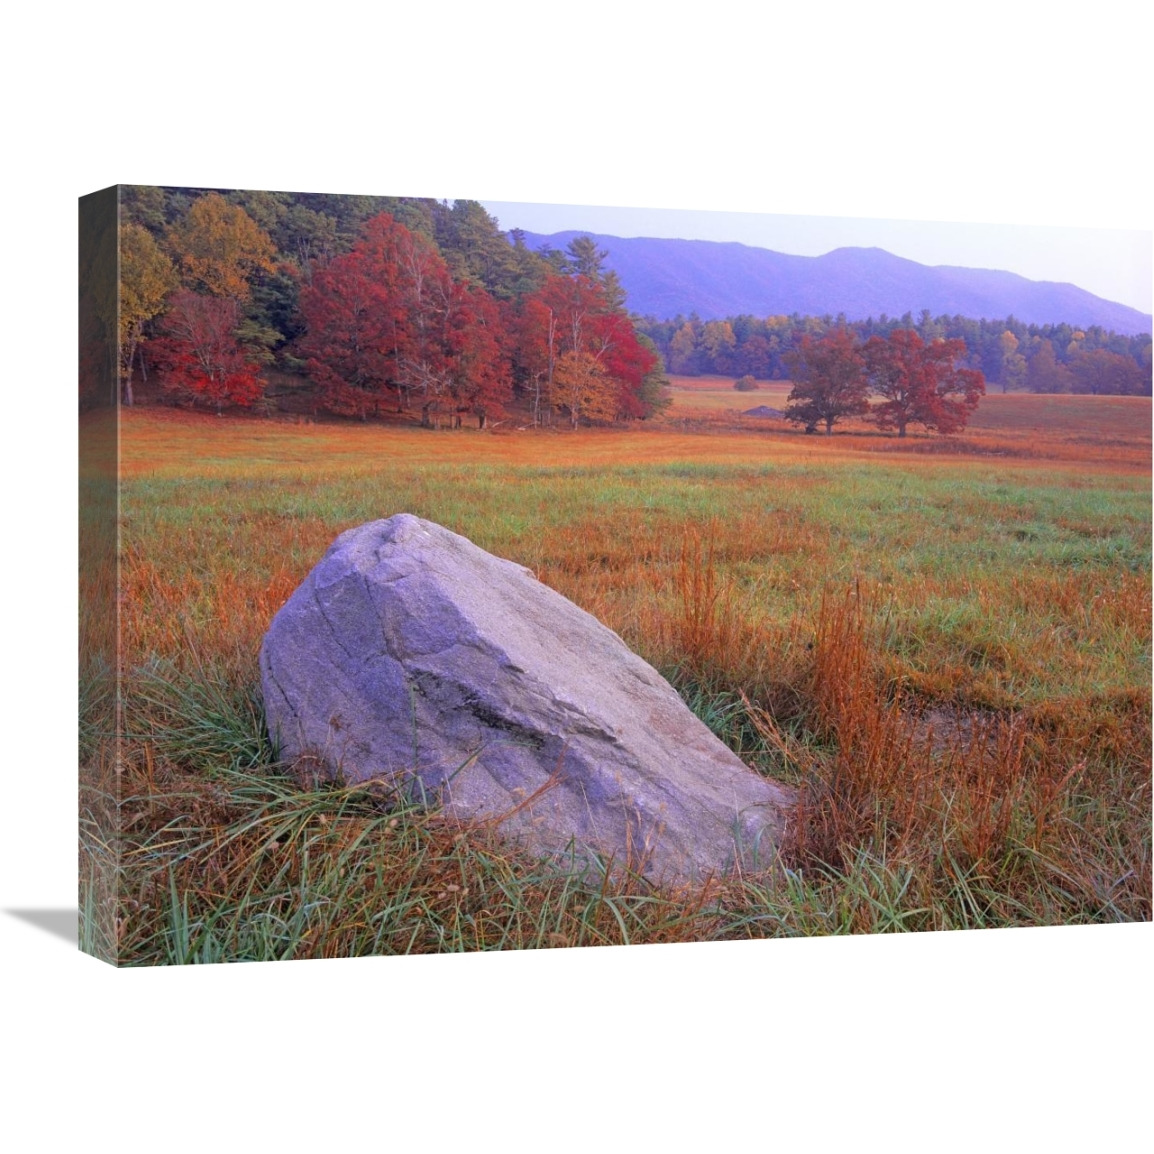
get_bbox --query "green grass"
[96,660,1108,964]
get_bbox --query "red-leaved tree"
[297,214,422,418]
[518,273,657,424]
[443,284,511,428]
[784,329,870,434]
[863,329,985,436]
[298,213,512,426]
[296,253,398,418]
[588,307,657,419]
[151,290,264,412]
[511,294,558,425]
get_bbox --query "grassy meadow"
[665,373,793,412]
[82,391,1152,963]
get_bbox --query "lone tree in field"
[863,329,985,436]
[1068,347,1144,396]
[783,330,870,434]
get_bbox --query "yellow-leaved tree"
[166,192,277,301]
[998,330,1026,394]
[119,222,177,405]
[551,350,619,428]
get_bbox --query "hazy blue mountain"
[520,231,1152,334]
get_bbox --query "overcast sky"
[481,200,1153,318]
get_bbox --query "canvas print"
[79,185,1152,966]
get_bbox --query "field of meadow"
[80,392,1152,963]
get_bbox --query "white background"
[1,3,1150,1149]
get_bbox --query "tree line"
[639,310,1153,396]
[109,186,1151,429]
[115,187,669,426]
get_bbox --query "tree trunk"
[122,337,137,406]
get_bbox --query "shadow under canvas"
[6,909,78,947]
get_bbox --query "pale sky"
[481,201,1153,319]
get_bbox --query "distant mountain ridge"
[519,231,1152,335]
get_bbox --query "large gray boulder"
[259,515,792,885]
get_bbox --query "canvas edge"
[78,185,121,966]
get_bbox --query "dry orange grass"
[665,374,793,415]
[657,385,1151,470]
[119,393,1152,476]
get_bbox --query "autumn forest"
[109,187,668,429]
